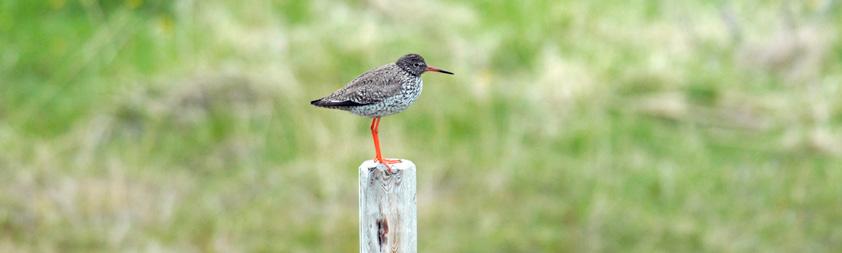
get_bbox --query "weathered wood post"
[359,159,417,253]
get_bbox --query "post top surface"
[359,159,416,171]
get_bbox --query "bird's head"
[396,53,454,76]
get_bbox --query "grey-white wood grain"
[359,160,417,253]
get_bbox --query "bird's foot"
[382,158,402,164]
[375,158,401,174]
[373,157,401,164]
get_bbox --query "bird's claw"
[375,158,401,174]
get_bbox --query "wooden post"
[359,159,417,253]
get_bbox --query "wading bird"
[311,54,453,172]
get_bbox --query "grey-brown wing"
[320,64,403,105]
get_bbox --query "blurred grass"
[2,0,842,252]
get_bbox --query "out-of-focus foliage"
[1,0,841,252]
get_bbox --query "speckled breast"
[351,78,423,117]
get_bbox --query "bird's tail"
[310,98,367,107]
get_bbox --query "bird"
[310,53,453,173]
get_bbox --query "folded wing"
[311,64,403,108]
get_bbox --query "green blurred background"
[2,0,842,252]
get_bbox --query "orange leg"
[370,117,400,173]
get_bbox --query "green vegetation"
[2,0,841,252]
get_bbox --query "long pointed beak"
[425,66,454,75]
